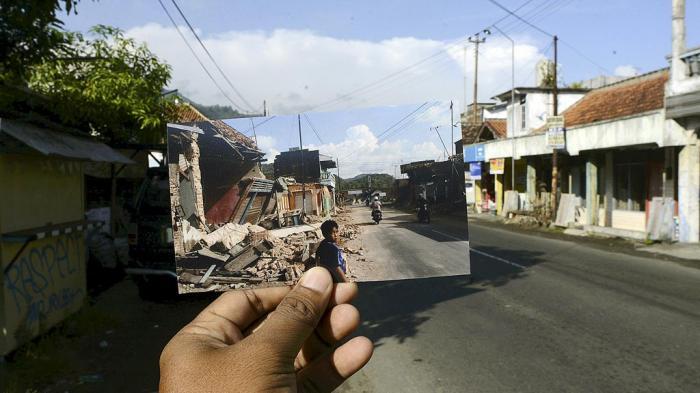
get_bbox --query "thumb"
[253,267,333,360]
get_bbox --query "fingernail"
[300,268,330,293]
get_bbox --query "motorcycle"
[417,202,430,223]
[371,208,382,224]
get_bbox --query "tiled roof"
[166,102,209,123]
[561,69,668,128]
[461,123,481,143]
[210,120,258,150]
[483,119,507,138]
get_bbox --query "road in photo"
[347,206,470,281]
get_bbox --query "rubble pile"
[179,222,331,291]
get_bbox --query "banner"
[489,158,504,175]
[469,162,482,180]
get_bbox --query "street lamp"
[492,25,516,194]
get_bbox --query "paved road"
[349,206,470,280]
[340,206,700,393]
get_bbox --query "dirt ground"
[0,207,374,393]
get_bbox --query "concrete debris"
[203,223,248,250]
[180,209,362,291]
[182,219,203,252]
[504,214,540,227]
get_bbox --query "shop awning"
[0,118,133,164]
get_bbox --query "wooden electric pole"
[550,35,559,218]
[450,100,455,156]
[298,114,305,215]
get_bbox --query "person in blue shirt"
[315,220,349,283]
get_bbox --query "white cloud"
[614,65,640,78]
[125,24,546,115]
[295,124,445,178]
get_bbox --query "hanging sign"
[489,158,504,175]
[546,115,566,149]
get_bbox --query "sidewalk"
[635,242,700,261]
[442,209,700,263]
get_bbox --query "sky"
[63,0,700,177]
[224,102,454,179]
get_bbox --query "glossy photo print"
[167,103,470,293]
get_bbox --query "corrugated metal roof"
[0,118,133,164]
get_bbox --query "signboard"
[546,115,566,149]
[463,143,485,163]
[489,158,504,175]
[469,162,482,180]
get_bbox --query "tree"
[0,0,80,81]
[27,25,172,143]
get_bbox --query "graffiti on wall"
[3,232,85,328]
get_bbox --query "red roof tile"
[484,119,507,138]
[562,70,668,128]
[166,102,209,123]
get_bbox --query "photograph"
[167,103,471,293]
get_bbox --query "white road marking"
[431,229,526,270]
[470,248,526,270]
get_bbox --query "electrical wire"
[303,113,324,144]
[487,0,554,37]
[242,115,277,135]
[156,0,246,112]
[170,0,257,113]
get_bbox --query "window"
[520,104,527,131]
[614,163,645,211]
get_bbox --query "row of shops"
[463,68,700,243]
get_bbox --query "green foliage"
[339,173,395,191]
[0,0,80,81]
[27,25,172,143]
[261,163,275,179]
[190,101,246,120]
[568,81,585,89]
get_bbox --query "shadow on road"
[355,275,479,347]
[352,243,549,348]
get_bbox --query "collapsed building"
[167,121,343,292]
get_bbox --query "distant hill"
[339,173,394,191]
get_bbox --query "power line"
[375,102,430,139]
[559,39,612,75]
[487,0,553,37]
[170,0,257,113]
[156,0,246,112]
[303,113,324,144]
[242,115,277,135]
[488,0,611,76]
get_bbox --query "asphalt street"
[339,206,700,393]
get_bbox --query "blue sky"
[63,1,700,176]
[224,102,454,178]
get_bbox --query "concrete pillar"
[586,157,599,226]
[475,180,482,213]
[526,161,536,210]
[495,174,504,215]
[678,143,699,242]
[604,151,614,227]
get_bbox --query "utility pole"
[469,33,487,124]
[550,35,559,218]
[450,100,455,157]
[298,114,305,215]
[491,25,515,192]
[263,100,267,116]
[463,45,468,113]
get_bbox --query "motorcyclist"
[417,194,430,223]
[370,196,382,211]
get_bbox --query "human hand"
[159,267,373,392]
